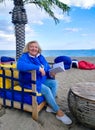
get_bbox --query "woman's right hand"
[39,67,46,76]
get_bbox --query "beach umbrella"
[0,0,70,60]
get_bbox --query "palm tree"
[12,0,27,60]
[0,0,70,60]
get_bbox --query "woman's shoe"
[46,106,56,113]
[56,114,72,125]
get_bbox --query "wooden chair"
[0,65,46,120]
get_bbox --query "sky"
[0,0,95,50]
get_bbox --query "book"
[49,62,65,74]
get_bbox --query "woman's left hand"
[50,72,56,78]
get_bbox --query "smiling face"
[28,42,39,56]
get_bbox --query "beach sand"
[0,57,95,130]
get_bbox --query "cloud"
[0,29,15,50]
[81,33,88,36]
[51,6,71,22]
[0,30,14,41]
[0,0,13,19]
[25,4,46,25]
[25,24,37,42]
[59,0,95,9]
[25,4,70,24]
[63,27,81,32]
[0,0,71,49]
[0,0,70,25]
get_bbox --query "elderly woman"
[17,40,72,125]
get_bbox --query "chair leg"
[32,96,38,120]
[32,105,38,121]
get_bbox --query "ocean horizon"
[0,49,95,58]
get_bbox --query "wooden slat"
[0,68,46,120]
[31,70,38,120]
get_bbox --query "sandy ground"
[0,57,95,130]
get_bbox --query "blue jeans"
[41,79,60,112]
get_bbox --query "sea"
[0,49,95,58]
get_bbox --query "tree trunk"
[12,0,27,60]
[15,24,25,60]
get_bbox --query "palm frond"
[0,0,70,24]
[24,0,70,24]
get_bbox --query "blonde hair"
[23,40,42,53]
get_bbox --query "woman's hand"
[49,72,56,78]
[39,67,46,76]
